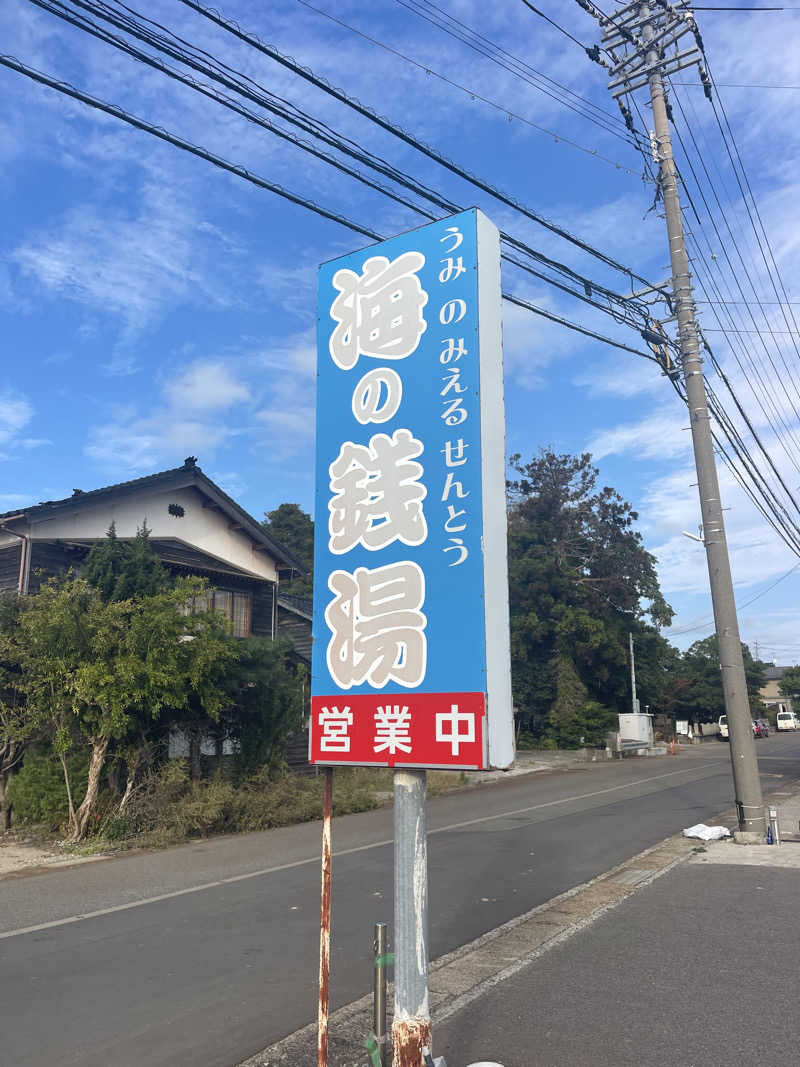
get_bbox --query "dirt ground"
[0,835,94,877]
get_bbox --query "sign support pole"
[392,768,430,1066]
[317,766,333,1067]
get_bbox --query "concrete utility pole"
[629,632,639,714]
[597,1,765,835]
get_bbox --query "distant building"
[760,665,794,717]
[0,456,310,659]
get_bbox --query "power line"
[673,81,800,88]
[518,0,592,49]
[1,53,661,369]
[293,0,637,174]
[668,563,800,638]
[502,291,659,358]
[668,84,800,471]
[393,0,641,145]
[28,0,654,334]
[0,52,387,239]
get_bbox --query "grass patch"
[10,762,476,854]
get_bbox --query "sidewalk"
[436,837,800,1067]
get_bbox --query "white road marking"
[0,762,719,941]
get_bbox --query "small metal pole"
[392,768,431,1067]
[768,805,781,845]
[373,922,388,1066]
[317,767,333,1067]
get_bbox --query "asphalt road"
[437,862,800,1067]
[2,735,799,1066]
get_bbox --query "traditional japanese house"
[0,456,310,656]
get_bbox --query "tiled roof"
[0,458,305,572]
[764,665,788,681]
[278,593,313,619]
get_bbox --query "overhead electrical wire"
[518,0,593,50]
[564,0,800,563]
[18,0,800,568]
[518,0,658,180]
[667,83,800,470]
[0,53,384,240]
[292,0,638,174]
[668,563,800,640]
[55,0,661,303]
[26,0,655,334]
[701,56,800,372]
[390,0,643,146]
[0,53,663,368]
[174,0,661,284]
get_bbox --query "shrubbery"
[98,760,379,845]
[8,747,89,830]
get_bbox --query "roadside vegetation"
[0,449,775,849]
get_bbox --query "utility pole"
[592,1,765,836]
[629,632,639,714]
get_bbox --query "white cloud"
[0,390,34,444]
[0,493,35,511]
[86,357,255,471]
[164,361,252,412]
[586,409,690,462]
[12,184,237,337]
[0,390,36,458]
[85,410,232,471]
[84,347,311,472]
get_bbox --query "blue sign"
[311,209,513,769]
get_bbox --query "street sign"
[310,208,513,770]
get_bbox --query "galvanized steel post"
[392,769,431,1066]
[317,767,333,1067]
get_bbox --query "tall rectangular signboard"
[310,208,513,770]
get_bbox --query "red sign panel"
[310,692,485,769]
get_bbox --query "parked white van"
[718,714,729,740]
[776,710,799,731]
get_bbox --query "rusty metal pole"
[373,921,389,1066]
[317,766,333,1067]
[392,768,430,1066]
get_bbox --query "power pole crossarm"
[591,1,765,836]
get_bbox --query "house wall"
[27,542,83,593]
[0,544,22,593]
[251,583,276,639]
[760,679,793,715]
[277,605,312,662]
[17,486,277,582]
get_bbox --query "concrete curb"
[239,834,696,1066]
[240,777,800,1067]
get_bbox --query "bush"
[99,760,380,845]
[8,747,89,830]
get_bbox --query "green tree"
[83,521,168,602]
[15,576,238,841]
[507,450,673,743]
[218,637,305,774]
[778,666,800,700]
[679,636,766,722]
[0,594,35,829]
[13,577,94,831]
[263,503,314,596]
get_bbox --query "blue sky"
[3,0,800,664]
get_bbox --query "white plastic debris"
[682,823,732,841]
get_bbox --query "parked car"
[718,714,729,740]
[776,711,799,731]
